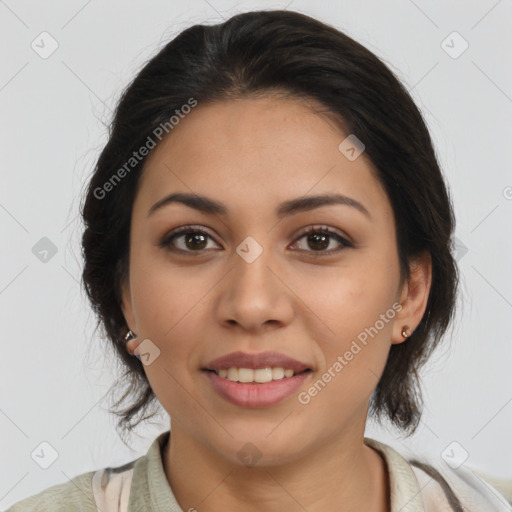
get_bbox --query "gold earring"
[401,325,412,338]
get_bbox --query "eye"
[290,225,353,256]
[160,225,220,253]
[159,224,353,255]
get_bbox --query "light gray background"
[1,0,511,507]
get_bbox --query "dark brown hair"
[80,9,458,438]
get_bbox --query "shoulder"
[5,431,172,512]
[4,459,137,512]
[365,437,512,512]
[409,458,512,512]
[4,471,97,512]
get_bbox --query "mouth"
[201,351,313,407]
[201,368,313,408]
[202,367,312,384]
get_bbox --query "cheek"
[128,255,202,381]
[304,253,400,340]
[130,244,207,338]
[302,252,400,402]
[130,262,204,417]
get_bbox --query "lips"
[202,350,312,373]
[204,370,311,408]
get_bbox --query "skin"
[121,96,432,512]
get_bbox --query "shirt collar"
[129,431,425,512]
[365,437,425,512]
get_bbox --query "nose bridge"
[232,235,277,295]
[217,234,293,329]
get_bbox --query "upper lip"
[203,351,312,373]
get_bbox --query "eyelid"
[160,223,353,255]
[293,224,352,244]
[160,224,220,248]
[289,225,353,255]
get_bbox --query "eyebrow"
[147,192,371,220]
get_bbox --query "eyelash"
[159,224,353,257]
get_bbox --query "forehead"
[144,95,347,169]
[134,97,391,221]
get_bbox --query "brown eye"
[182,232,208,250]
[306,231,329,251]
[160,226,219,253]
[160,224,352,257]
[291,226,352,255]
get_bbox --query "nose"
[215,242,294,333]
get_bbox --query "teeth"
[216,367,300,383]
[272,367,285,380]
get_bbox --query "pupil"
[186,233,207,250]
[308,233,328,251]
[183,232,330,251]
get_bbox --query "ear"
[392,251,432,345]
[119,272,139,355]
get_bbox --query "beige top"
[5,430,511,511]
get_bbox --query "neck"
[162,423,390,512]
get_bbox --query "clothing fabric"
[5,430,511,511]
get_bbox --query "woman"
[7,9,511,512]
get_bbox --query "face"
[121,96,430,467]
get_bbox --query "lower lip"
[203,370,312,408]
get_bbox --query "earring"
[401,325,412,339]
[124,330,136,344]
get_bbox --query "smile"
[210,367,308,383]
[203,368,312,408]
